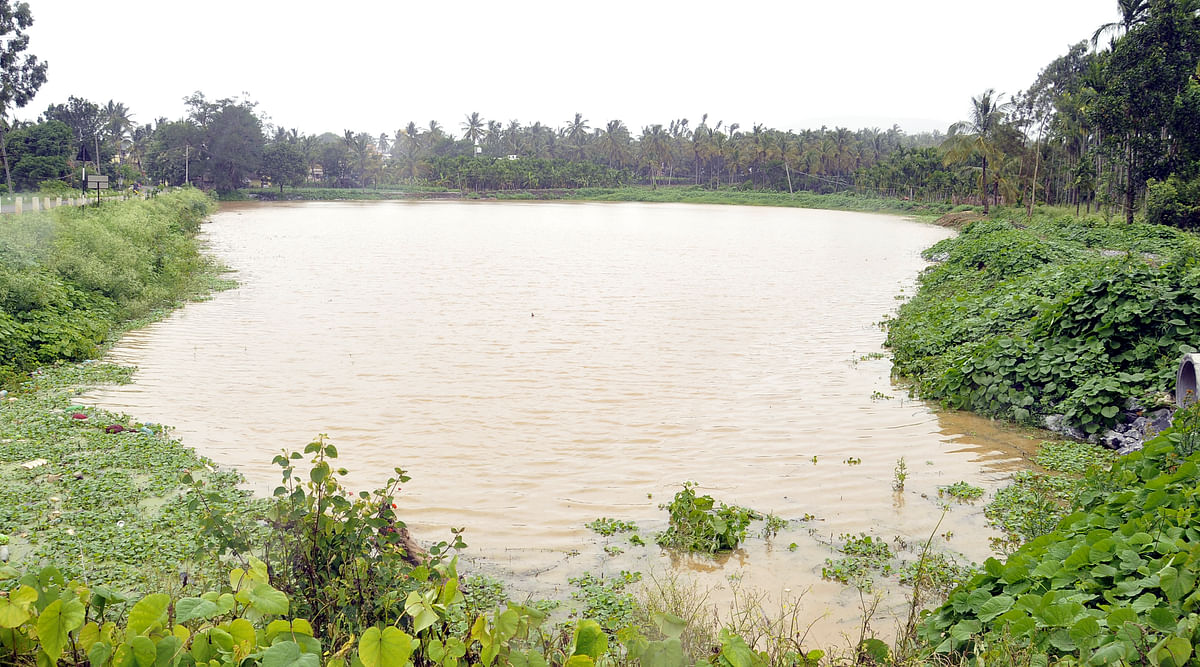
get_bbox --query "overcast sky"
[21,1,1119,138]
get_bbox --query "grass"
[0,189,221,387]
[231,184,960,218]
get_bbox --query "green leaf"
[1069,617,1101,649]
[861,638,890,664]
[651,612,687,640]
[717,630,761,667]
[266,620,315,642]
[358,627,415,667]
[0,597,31,629]
[248,557,270,584]
[263,641,320,667]
[175,598,220,624]
[188,632,213,663]
[130,637,156,667]
[227,618,256,653]
[977,595,1014,622]
[88,641,113,667]
[1092,640,1135,664]
[1101,405,1120,419]
[208,628,234,654]
[79,622,101,652]
[1160,565,1196,604]
[248,584,289,615]
[1148,607,1177,633]
[127,594,170,635]
[410,607,438,635]
[949,619,981,643]
[1153,637,1192,667]
[572,620,608,660]
[494,609,519,640]
[36,598,86,662]
[154,636,182,667]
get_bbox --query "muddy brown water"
[82,200,1043,643]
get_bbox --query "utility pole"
[184,143,189,185]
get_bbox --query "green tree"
[204,101,265,192]
[6,119,71,189]
[43,96,105,167]
[145,119,201,186]
[943,89,1011,214]
[1090,0,1200,222]
[262,141,307,193]
[639,124,669,189]
[0,0,47,193]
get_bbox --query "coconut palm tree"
[461,112,485,147]
[1092,0,1151,47]
[943,89,1012,214]
[103,100,133,162]
[564,112,590,160]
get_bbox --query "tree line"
[1,0,1197,228]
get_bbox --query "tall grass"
[0,189,217,385]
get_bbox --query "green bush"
[1147,175,1200,230]
[888,209,1200,434]
[0,189,215,385]
[37,179,75,196]
[921,404,1200,664]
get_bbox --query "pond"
[83,200,1040,641]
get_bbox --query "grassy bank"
[887,206,1200,436]
[0,189,222,388]
[0,363,256,589]
[235,185,960,218]
[0,190,255,590]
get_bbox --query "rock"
[1147,408,1175,437]
[20,459,47,469]
[1123,397,1145,412]
[1044,415,1089,441]
[1117,441,1145,455]
[1100,430,1125,450]
[928,251,950,263]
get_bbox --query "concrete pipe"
[1180,353,1200,407]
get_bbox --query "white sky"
[21,1,1119,138]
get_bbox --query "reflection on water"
[81,200,1041,642]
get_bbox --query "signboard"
[86,173,108,205]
